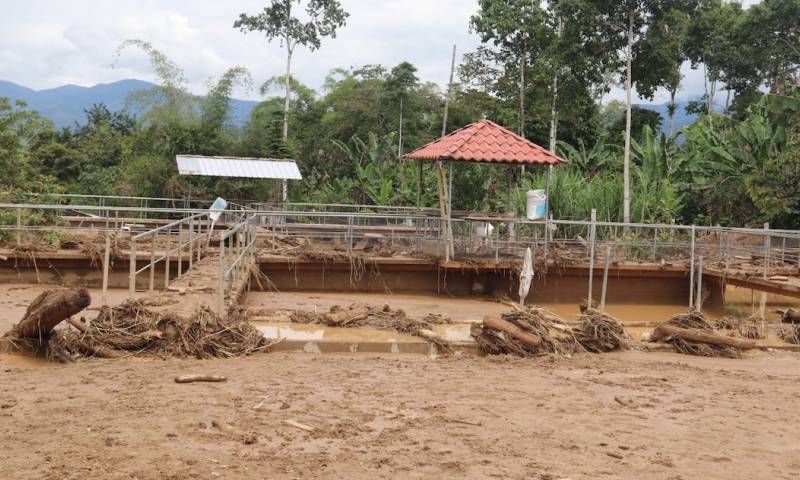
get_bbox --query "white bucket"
[526,189,547,220]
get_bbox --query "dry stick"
[284,419,315,432]
[174,374,227,384]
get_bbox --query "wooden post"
[588,209,596,304]
[600,243,611,312]
[102,235,111,307]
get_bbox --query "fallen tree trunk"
[482,316,542,349]
[652,324,756,351]
[324,306,369,326]
[9,288,91,339]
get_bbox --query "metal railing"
[128,213,211,297]
[217,214,258,316]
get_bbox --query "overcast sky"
[0,0,761,106]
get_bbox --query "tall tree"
[586,0,695,224]
[234,0,349,200]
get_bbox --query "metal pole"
[588,209,596,304]
[177,223,183,279]
[129,239,136,299]
[149,234,156,292]
[15,208,21,246]
[652,226,658,260]
[689,226,695,308]
[600,243,612,312]
[218,239,226,317]
[695,256,704,311]
[763,223,770,278]
[189,218,194,270]
[164,229,171,288]
[102,235,111,307]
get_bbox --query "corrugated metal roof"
[176,155,303,180]
[404,120,566,165]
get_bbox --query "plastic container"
[526,189,547,220]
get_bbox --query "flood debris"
[779,324,800,344]
[46,300,273,362]
[0,288,91,355]
[472,306,629,357]
[652,310,755,358]
[288,303,454,354]
[715,315,767,340]
[575,309,630,353]
[471,308,578,357]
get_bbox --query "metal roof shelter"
[176,155,302,180]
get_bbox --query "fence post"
[588,209,597,304]
[763,223,770,278]
[15,208,21,246]
[600,243,612,312]
[149,234,156,292]
[129,239,136,299]
[652,226,658,260]
[689,226,695,308]
[177,222,183,279]
[218,238,226,317]
[102,235,111,307]
[189,218,194,270]
[164,229,171,289]
[695,256,704,311]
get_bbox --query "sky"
[0,0,761,106]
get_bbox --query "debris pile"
[714,315,767,340]
[574,309,630,353]
[651,310,755,358]
[289,303,453,353]
[47,301,271,362]
[470,308,579,357]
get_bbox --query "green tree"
[234,0,349,201]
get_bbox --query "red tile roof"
[404,119,566,165]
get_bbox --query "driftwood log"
[482,316,543,349]
[175,374,227,384]
[9,288,91,339]
[652,324,756,351]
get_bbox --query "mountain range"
[0,79,258,129]
[0,79,699,133]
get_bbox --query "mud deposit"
[1,351,799,479]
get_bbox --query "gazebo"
[404,119,566,259]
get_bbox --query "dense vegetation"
[1,0,799,228]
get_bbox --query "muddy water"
[248,285,800,346]
[0,353,51,368]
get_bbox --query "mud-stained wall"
[258,261,719,307]
[0,258,188,290]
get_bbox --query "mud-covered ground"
[1,350,799,480]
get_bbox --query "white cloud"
[0,0,479,100]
